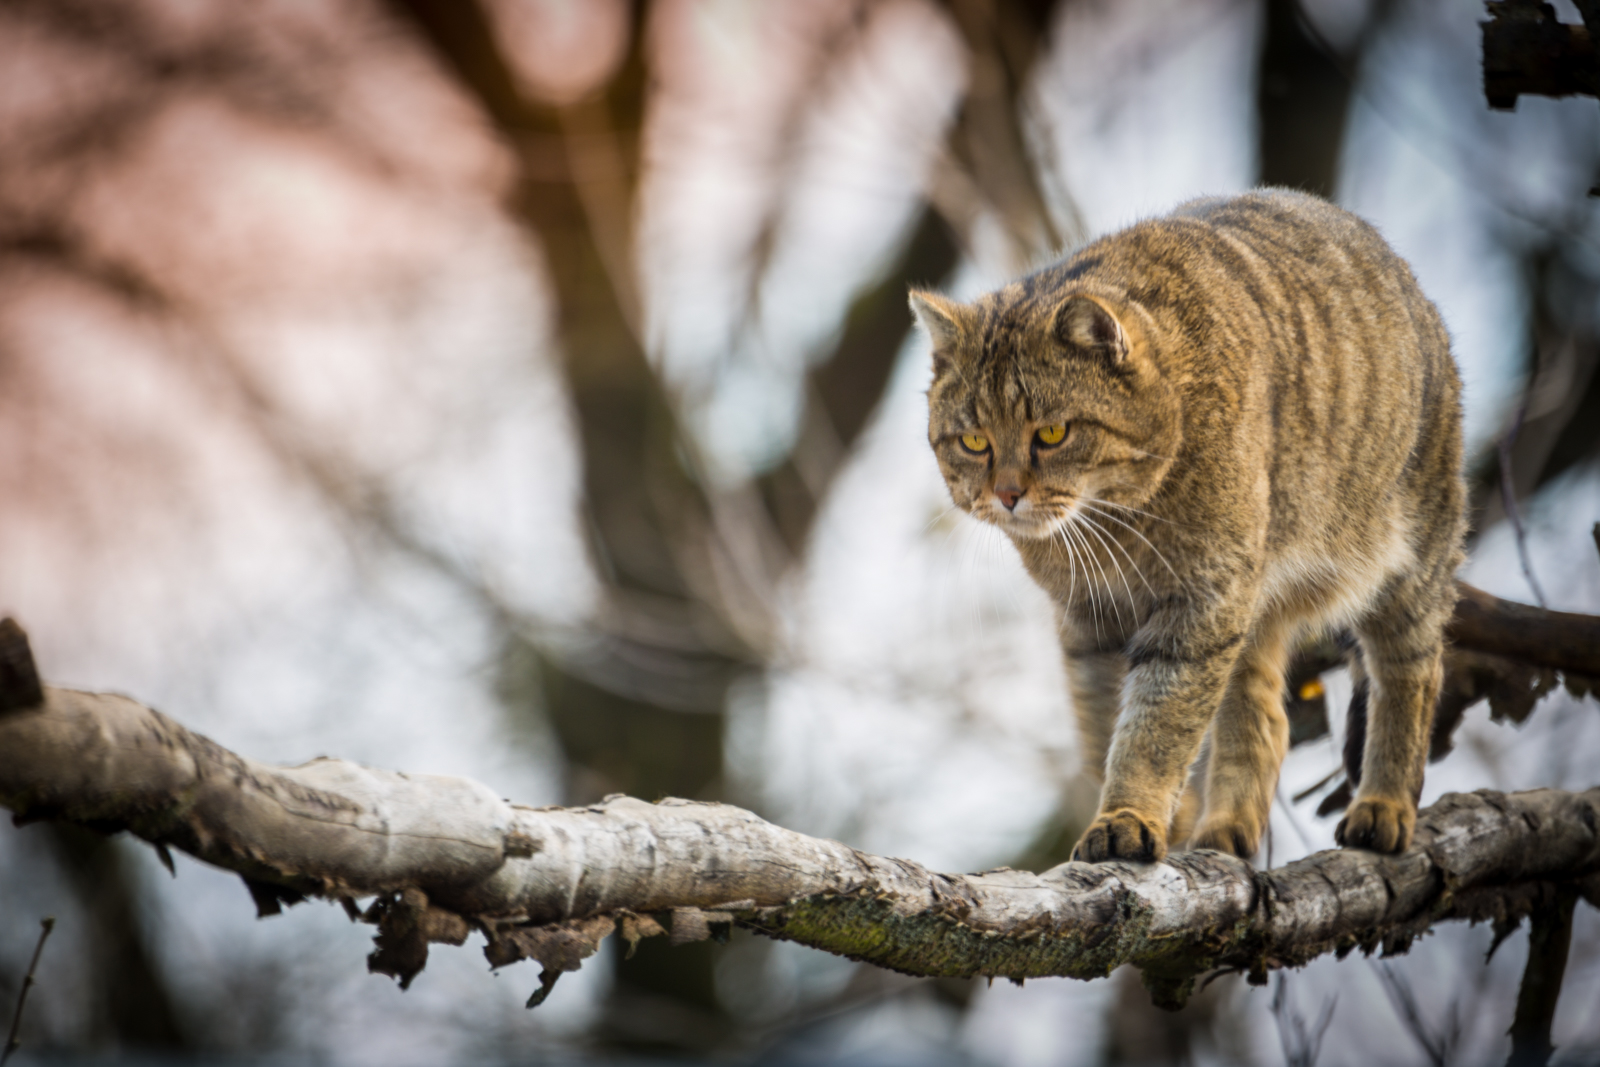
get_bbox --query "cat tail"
[1341,644,1369,789]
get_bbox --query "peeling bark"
[4,675,1600,1010]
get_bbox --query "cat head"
[912,282,1181,541]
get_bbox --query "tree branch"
[1482,0,1600,111]
[1506,885,1577,1067]
[2,622,1599,1011]
[1448,580,1600,677]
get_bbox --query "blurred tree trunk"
[386,0,1073,1040]
[757,206,962,552]
[389,0,741,1043]
[1257,0,1353,197]
[39,824,189,1052]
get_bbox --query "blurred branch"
[1498,403,1550,607]
[759,206,962,550]
[1507,885,1577,1067]
[1270,973,1336,1067]
[1259,0,1355,198]
[1447,579,1600,677]
[5,625,1600,1014]
[1374,960,1454,1067]
[940,0,1071,266]
[725,5,877,345]
[37,823,190,1049]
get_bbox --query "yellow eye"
[1298,679,1325,701]
[1036,424,1067,446]
[959,433,990,454]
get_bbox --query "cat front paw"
[1188,814,1263,859]
[1072,808,1166,863]
[1335,794,1415,853]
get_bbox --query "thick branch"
[1448,580,1600,677]
[4,671,1600,1009]
[1507,885,1577,1067]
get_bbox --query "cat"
[911,189,1465,863]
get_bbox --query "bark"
[4,669,1600,1011]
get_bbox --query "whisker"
[1079,518,1127,632]
[1090,496,1188,528]
[934,506,968,561]
[1063,526,1080,607]
[1064,515,1123,633]
[922,502,959,535]
[1077,513,1140,615]
[1056,523,1099,643]
[1082,502,1187,589]
[956,522,985,645]
[1080,512,1156,602]
[1048,524,1079,613]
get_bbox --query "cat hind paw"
[1188,817,1262,860]
[1335,795,1415,853]
[1072,808,1166,863]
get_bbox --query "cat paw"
[1188,815,1263,859]
[1335,795,1415,853]
[1072,808,1166,863]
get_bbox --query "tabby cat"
[912,189,1465,863]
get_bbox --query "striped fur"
[912,190,1466,863]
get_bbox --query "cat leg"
[1188,627,1291,859]
[1072,611,1245,863]
[1063,649,1124,782]
[1066,649,1203,845]
[1338,574,1448,853]
[1169,751,1208,847]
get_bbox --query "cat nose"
[995,485,1025,511]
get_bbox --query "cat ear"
[1055,296,1129,363]
[908,290,971,353]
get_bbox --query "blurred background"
[1,0,1599,1063]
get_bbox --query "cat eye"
[1035,424,1068,447]
[959,433,990,454]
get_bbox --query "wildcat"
[912,189,1465,863]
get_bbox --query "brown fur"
[912,190,1465,863]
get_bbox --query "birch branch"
[2,622,1598,1010]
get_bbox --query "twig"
[1374,960,1450,1067]
[1498,402,1549,609]
[1291,765,1343,804]
[1271,972,1337,1067]
[1276,781,1318,855]
[1,917,56,1067]
[1506,886,1577,1067]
